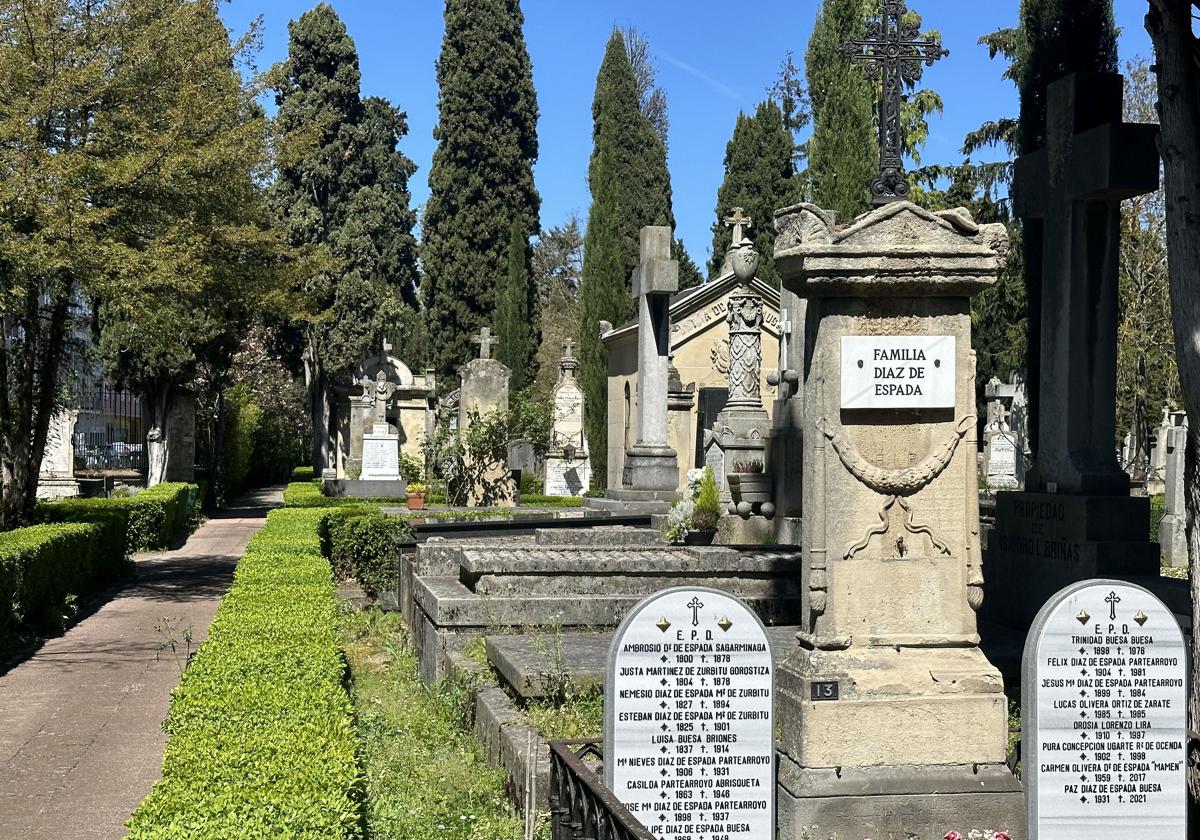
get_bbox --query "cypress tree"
[270,3,418,472]
[423,0,540,377]
[805,0,876,222]
[708,100,803,285]
[674,239,704,291]
[579,31,674,490]
[497,220,534,390]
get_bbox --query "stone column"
[622,227,679,492]
[772,201,1022,838]
[1158,412,1188,568]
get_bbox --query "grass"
[340,607,531,840]
[523,689,604,742]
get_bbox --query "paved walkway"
[0,486,282,839]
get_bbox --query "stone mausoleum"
[601,266,781,490]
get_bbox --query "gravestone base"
[1159,511,1187,569]
[777,760,1025,840]
[983,491,1159,629]
[582,488,676,514]
[35,478,79,500]
[620,444,678,492]
[715,513,773,545]
[324,479,408,498]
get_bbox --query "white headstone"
[361,433,400,480]
[1023,580,1187,840]
[605,587,773,840]
[839,335,956,409]
[986,431,1020,489]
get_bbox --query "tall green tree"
[805,0,876,221]
[270,3,418,473]
[708,100,803,285]
[496,220,534,390]
[579,30,674,489]
[674,239,704,291]
[423,0,540,377]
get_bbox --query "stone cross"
[841,0,947,204]
[723,207,753,247]
[472,326,500,360]
[1014,73,1159,494]
[623,226,680,492]
[562,338,576,358]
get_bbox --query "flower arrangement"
[944,831,1012,840]
[665,467,720,543]
[406,482,427,496]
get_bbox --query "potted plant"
[685,467,721,545]
[405,481,427,511]
[727,456,774,519]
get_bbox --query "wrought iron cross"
[840,0,948,205]
[687,596,705,627]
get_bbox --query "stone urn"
[727,471,775,520]
[729,244,759,281]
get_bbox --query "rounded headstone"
[1022,579,1187,840]
[605,587,774,840]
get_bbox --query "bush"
[0,523,100,639]
[520,493,582,507]
[291,465,316,482]
[692,467,721,531]
[38,482,197,555]
[318,511,414,598]
[519,472,543,495]
[125,508,364,839]
[282,481,408,508]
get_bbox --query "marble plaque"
[840,335,955,409]
[605,587,773,840]
[1023,580,1186,840]
[545,457,589,496]
[361,435,400,479]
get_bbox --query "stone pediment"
[773,201,1009,297]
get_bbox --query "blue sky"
[220,0,1154,270]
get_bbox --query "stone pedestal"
[772,200,1023,838]
[37,408,79,500]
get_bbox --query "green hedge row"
[125,508,364,839]
[318,509,413,598]
[0,522,107,640]
[38,482,197,555]
[281,481,408,508]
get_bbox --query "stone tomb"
[772,200,1022,838]
[403,526,803,685]
[544,340,592,496]
[604,587,774,840]
[1023,580,1186,840]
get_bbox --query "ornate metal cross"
[723,207,753,247]
[687,596,705,627]
[1105,591,1121,621]
[472,326,499,360]
[840,0,948,205]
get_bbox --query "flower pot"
[728,472,773,503]
[683,530,716,546]
[406,493,426,511]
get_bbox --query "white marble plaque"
[840,335,955,409]
[1023,580,1187,840]
[988,433,1017,477]
[605,588,773,840]
[545,457,590,496]
[361,435,400,479]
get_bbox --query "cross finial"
[723,207,753,247]
[471,326,500,360]
[840,0,948,205]
[562,338,576,358]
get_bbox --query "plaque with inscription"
[605,587,773,840]
[840,335,955,409]
[361,435,400,479]
[1023,580,1187,840]
[988,433,1017,477]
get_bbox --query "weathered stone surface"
[459,344,515,507]
[533,526,663,546]
[1159,414,1188,568]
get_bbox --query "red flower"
[944,833,963,840]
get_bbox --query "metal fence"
[548,741,654,840]
[74,384,145,475]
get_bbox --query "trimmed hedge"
[125,508,364,839]
[282,481,408,508]
[318,510,413,598]
[291,465,316,482]
[38,482,197,555]
[0,523,101,639]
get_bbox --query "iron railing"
[548,740,655,840]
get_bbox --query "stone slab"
[486,626,802,701]
[458,545,802,578]
[534,527,664,547]
[777,759,1025,840]
[581,495,674,514]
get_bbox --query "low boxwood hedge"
[318,510,413,598]
[38,481,197,555]
[282,481,408,508]
[125,508,364,839]
[0,522,101,640]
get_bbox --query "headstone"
[36,408,79,499]
[360,371,401,480]
[545,340,592,497]
[604,587,774,840]
[984,376,1023,490]
[772,199,1022,838]
[459,326,515,507]
[990,71,1161,629]
[1023,580,1187,840]
[622,226,680,493]
[1158,411,1188,568]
